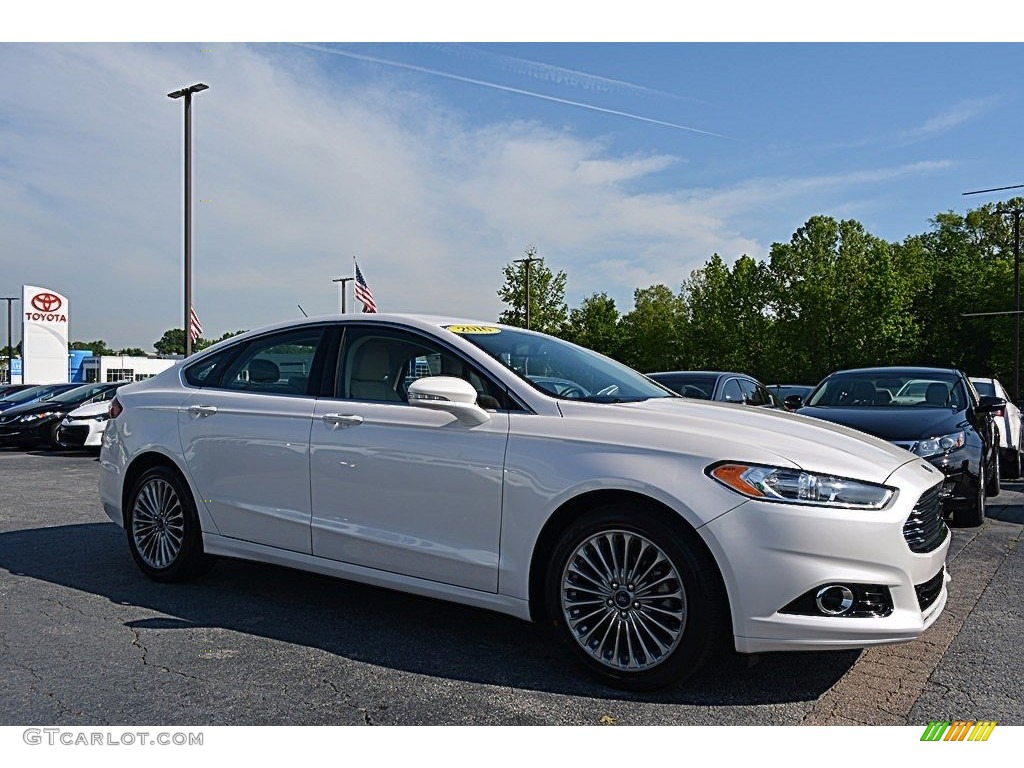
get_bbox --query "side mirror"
[408,376,491,426]
[784,395,804,411]
[976,395,1007,414]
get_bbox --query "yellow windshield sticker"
[445,324,501,335]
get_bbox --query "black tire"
[952,462,986,527]
[125,465,215,582]
[1005,448,1022,480]
[986,450,1001,497]
[544,502,727,691]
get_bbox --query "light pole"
[1,297,18,384]
[513,251,543,330]
[332,277,354,313]
[168,82,209,356]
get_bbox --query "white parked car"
[969,377,1023,478]
[57,399,113,449]
[100,315,950,689]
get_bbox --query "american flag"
[189,305,204,342]
[354,260,377,313]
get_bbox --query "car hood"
[795,406,964,442]
[556,397,922,485]
[65,401,110,419]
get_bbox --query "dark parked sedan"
[793,367,1002,527]
[0,383,81,414]
[0,382,123,448]
[647,371,779,408]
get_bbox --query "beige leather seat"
[349,343,400,401]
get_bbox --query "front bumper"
[57,420,105,448]
[701,459,950,653]
[0,416,61,445]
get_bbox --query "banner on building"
[22,284,69,384]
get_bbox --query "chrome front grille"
[903,483,947,553]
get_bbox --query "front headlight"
[91,414,109,422]
[708,462,895,509]
[18,411,61,423]
[913,431,965,458]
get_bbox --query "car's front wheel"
[125,466,214,582]
[952,462,986,527]
[545,503,726,691]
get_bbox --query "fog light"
[815,585,855,615]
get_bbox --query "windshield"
[648,373,718,399]
[48,384,112,405]
[972,380,995,397]
[448,325,674,402]
[808,372,966,409]
[1,385,56,404]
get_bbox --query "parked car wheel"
[986,450,1001,497]
[952,463,986,527]
[1003,447,1023,480]
[126,466,214,582]
[545,503,726,690]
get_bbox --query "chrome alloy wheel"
[560,530,687,671]
[131,477,186,570]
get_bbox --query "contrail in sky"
[293,43,729,139]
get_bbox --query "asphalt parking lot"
[1,447,1021,726]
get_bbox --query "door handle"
[187,405,218,417]
[322,413,364,428]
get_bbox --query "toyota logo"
[31,293,62,312]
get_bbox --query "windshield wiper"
[576,395,651,404]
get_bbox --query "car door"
[177,326,327,554]
[308,324,511,592]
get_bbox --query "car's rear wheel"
[125,466,214,582]
[1004,447,1022,480]
[545,503,726,691]
[986,450,1001,497]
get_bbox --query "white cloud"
[0,43,957,349]
[906,97,1000,139]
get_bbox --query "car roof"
[647,371,749,378]
[826,366,960,376]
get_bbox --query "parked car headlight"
[912,431,965,458]
[708,463,895,509]
[91,414,109,422]
[18,411,61,423]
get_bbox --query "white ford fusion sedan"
[100,315,950,689]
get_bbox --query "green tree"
[767,216,919,383]
[154,328,187,355]
[617,284,688,373]
[497,245,569,335]
[71,339,115,356]
[906,202,1017,380]
[683,253,777,378]
[115,347,148,356]
[564,292,621,358]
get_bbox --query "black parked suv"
[791,367,1003,527]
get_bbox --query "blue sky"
[1,37,1021,348]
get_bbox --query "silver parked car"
[970,377,1023,478]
